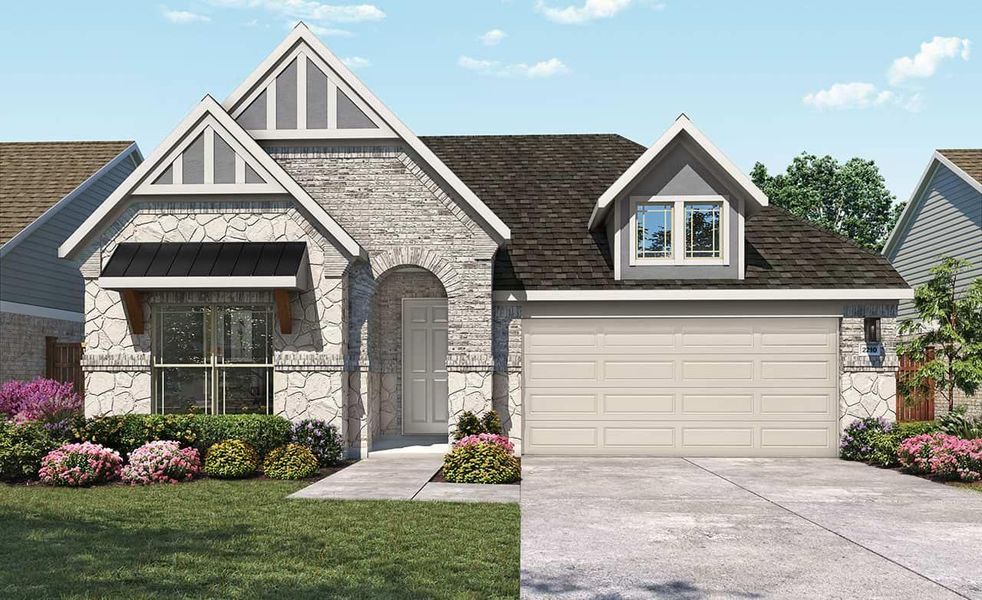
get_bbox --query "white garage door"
[523,317,839,457]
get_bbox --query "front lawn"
[0,480,519,599]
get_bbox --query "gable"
[225,38,395,140]
[135,116,282,195]
[589,115,767,230]
[60,96,363,260]
[222,23,510,243]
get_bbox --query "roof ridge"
[0,140,134,145]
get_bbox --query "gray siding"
[889,163,982,320]
[0,149,140,313]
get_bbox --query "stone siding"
[492,303,523,454]
[273,147,501,453]
[839,304,899,431]
[77,201,349,437]
[0,311,83,382]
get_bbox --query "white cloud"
[162,7,212,23]
[536,0,633,24]
[302,21,353,36]
[479,29,507,46]
[888,36,971,85]
[207,1,384,26]
[342,56,371,69]
[458,55,569,78]
[802,82,894,110]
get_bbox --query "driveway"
[521,457,982,599]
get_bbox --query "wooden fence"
[896,351,934,422]
[45,337,84,396]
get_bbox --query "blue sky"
[1,1,979,201]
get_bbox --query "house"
[1,141,142,383]
[883,149,982,416]
[59,24,911,458]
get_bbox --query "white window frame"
[629,195,729,266]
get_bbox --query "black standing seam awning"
[102,242,307,278]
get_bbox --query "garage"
[522,317,839,457]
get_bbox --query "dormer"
[589,115,768,280]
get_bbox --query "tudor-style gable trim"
[224,23,511,244]
[588,114,768,231]
[59,96,364,260]
[882,150,982,258]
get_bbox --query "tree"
[751,153,904,251]
[897,257,982,412]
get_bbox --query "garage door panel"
[604,393,675,414]
[603,427,675,447]
[760,393,834,416]
[527,359,598,381]
[681,393,754,414]
[524,317,838,457]
[604,360,674,381]
[526,391,598,415]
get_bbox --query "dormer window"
[630,196,728,266]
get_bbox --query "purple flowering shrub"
[898,433,982,482]
[290,419,343,467]
[38,442,122,486]
[0,378,83,440]
[453,433,514,454]
[840,417,891,462]
[122,441,201,485]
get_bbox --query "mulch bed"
[6,459,358,487]
[429,459,521,485]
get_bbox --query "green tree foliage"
[751,153,904,251]
[897,257,982,412]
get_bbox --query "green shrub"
[0,421,58,481]
[480,410,503,435]
[938,407,982,439]
[453,410,503,441]
[867,421,938,468]
[75,414,290,456]
[840,417,890,462]
[263,443,319,480]
[290,419,344,467]
[203,440,259,479]
[194,415,291,456]
[442,442,520,484]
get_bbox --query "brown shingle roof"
[0,141,133,244]
[937,149,982,185]
[422,134,907,291]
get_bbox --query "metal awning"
[98,242,308,335]
[99,242,310,290]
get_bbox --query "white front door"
[402,298,449,434]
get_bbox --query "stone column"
[840,304,899,432]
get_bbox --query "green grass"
[0,480,519,599]
[950,481,982,493]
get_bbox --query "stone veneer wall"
[839,304,899,431]
[77,201,349,435]
[272,146,502,452]
[492,303,523,454]
[0,311,83,382]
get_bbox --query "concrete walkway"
[289,438,520,503]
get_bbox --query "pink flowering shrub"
[898,433,982,482]
[122,441,201,485]
[38,442,122,486]
[0,378,82,440]
[453,433,514,454]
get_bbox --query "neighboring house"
[59,24,911,458]
[1,141,141,383]
[883,149,982,416]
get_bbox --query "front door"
[402,298,449,434]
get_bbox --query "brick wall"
[839,303,899,432]
[0,311,82,382]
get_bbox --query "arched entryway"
[369,266,448,441]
